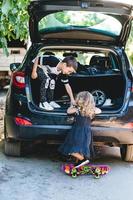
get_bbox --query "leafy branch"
[0,0,30,55]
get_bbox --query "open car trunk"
[29,46,129,116]
[31,74,125,112]
[54,74,125,111]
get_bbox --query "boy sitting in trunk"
[31,54,78,111]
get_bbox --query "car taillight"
[123,122,133,129]
[15,117,32,126]
[12,72,25,89]
[132,87,133,92]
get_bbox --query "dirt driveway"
[0,139,133,200]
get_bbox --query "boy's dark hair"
[62,56,78,71]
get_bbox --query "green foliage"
[55,12,71,24]
[55,11,103,26]
[0,0,30,55]
[39,11,104,33]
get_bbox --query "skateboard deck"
[61,163,110,178]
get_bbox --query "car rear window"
[38,11,122,36]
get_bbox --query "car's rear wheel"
[120,144,133,162]
[4,140,22,157]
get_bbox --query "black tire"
[4,119,22,157]
[4,140,22,157]
[120,144,133,162]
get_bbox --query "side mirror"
[10,63,21,72]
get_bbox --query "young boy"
[31,54,78,111]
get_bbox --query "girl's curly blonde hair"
[75,91,96,119]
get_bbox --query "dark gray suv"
[4,0,133,161]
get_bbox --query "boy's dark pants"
[37,67,56,103]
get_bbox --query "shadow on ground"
[0,137,122,164]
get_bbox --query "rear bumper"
[5,116,133,144]
[92,126,133,144]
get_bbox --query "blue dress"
[58,114,94,159]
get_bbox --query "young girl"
[58,91,101,168]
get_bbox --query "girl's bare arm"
[67,106,77,114]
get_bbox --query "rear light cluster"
[15,117,32,126]
[12,72,26,89]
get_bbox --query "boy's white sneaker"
[49,101,61,108]
[39,102,54,111]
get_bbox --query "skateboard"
[61,163,110,178]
